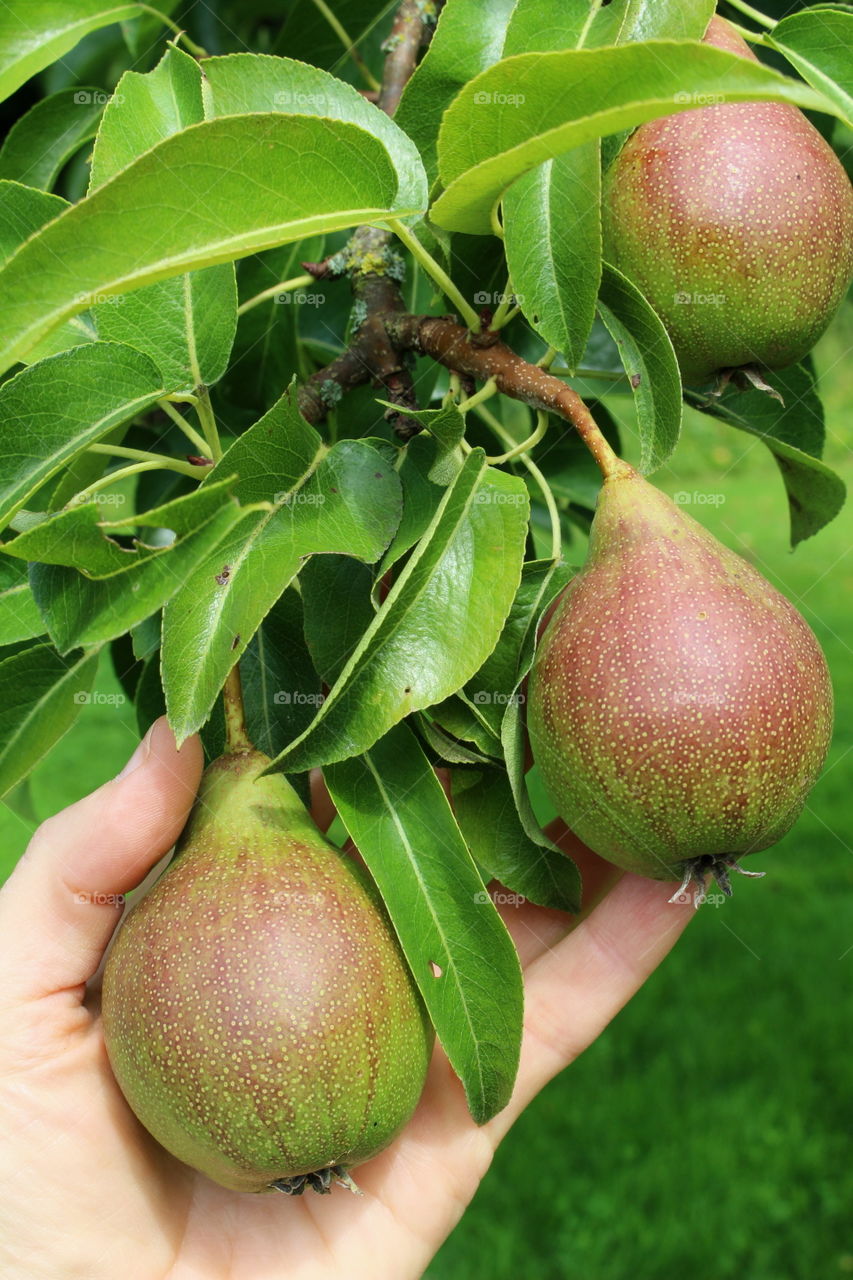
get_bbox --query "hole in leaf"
[429,961,443,978]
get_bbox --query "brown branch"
[293,0,615,475]
[384,315,620,476]
[295,0,436,440]
[379,0,436,116]
[297,348,373,424]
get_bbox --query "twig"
[384,315,621,478]
[378,0,436,116]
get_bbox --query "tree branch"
[293,0,617,475]
[384,315,620,476]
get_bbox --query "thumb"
[0,717,203,1007]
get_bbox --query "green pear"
[102,750,432,1194]
[602,16,853,385]
[527,463,833,888]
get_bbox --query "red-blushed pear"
[602,15,853,385]
[527,462,833,894]
[102,750,432,1196]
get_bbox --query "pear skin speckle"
[602,16,853,385]
[102,751,433,1194]
[527,465,833,881]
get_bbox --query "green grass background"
[1,317,850,1279]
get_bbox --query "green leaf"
[0,181,67,266]
[495,559,579,873]
[428,694,503,756]
[0,642,100,798]
[94,264,238,391]
[29,499,253,652]
[416,712,499,765]
[0,182,97,360]
[696,365,845,546]
[203,53,427,214]
[432,42,839,233]
[0,113,418,374]
[162,395,402,740]
[462,0,716,360]
[378,433,446,572]
[504,0,716,51]
[87,46,239,390]
[597,263,682,473]
[0,88,104,191]
[2,476,238,575]
[504,145,601,370]
[222,235,325,419]
[396,0,518,185]
[0,559,45,644]
[240,588,322,759]
[397,0,716,191]
[466,558,573,737]
[377,400,466,483]
[89,45,203,188]
[324,722,524,1125]
[0,342,165,530]
[0,2,142,104]
[269,450,529,773]
[301,555,375,685]
[770,10,853,125]
[121,0,180,60]
[453,767,580,912]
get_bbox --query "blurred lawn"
[1,314,851,1280]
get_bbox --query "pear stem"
[223,664,252,754]
[570,398,622,478]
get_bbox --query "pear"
[102,750,433,1194]
[602,16,853,385]
[527,463,833,888]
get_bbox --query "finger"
[495,820,621,966]
[488,874,693,1141]
[0,718,203,1006]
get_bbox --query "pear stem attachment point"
[223,663,252,754]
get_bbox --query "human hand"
[0,718,692,1280]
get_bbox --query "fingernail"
[116,725,154,779]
